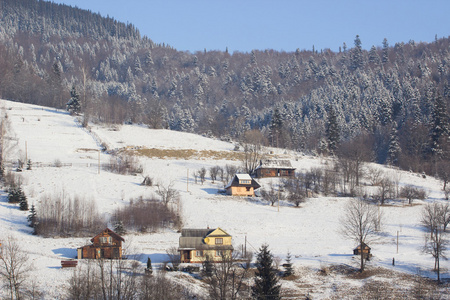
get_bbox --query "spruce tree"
[19,190,28,211]
[66,85,81,115]
[284,251,294,277]
[27,204,39,235]
[252,244,281,300]
[387,122,401,166]
[202,254,213,278]
[325,106,339,155]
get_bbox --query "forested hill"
[0,0,449,175]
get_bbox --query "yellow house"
[178,228,233,263]
[225,174,261,196]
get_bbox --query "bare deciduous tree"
[421,202,448,282]
[157,181,179,206]
[165,246,181,271]
[340,198,379,272]
[260,183,279,206]
[400,185,426,205]
[209,166,220,183]
[240,130,267,174]
[0,236,33,300]
[205,252,250,300]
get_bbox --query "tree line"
[0,0,449,179]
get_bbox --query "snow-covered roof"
[225,174,261,189]
[255,159,295,170]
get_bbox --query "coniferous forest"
[0,0,449,177]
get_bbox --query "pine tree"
[19,190,28,211]
[284,251,294,277]
[66,85,81,115]
[201,254,213,278]
[430,91,449,157]
[387,122,401,166]
[113,220,125,235]
[145,256,153,274]
[27,204,39,235]
[252,244,281,300]
[325,106,339,155]
[351,35,364,70]
[382,38,389,64]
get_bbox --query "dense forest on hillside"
[0,0,449,177]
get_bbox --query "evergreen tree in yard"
[284,251,294,277]
[66,85,81,115]
[387,122,401,166]
[27,204,39,235]
[325,106,339,155]
[252,244,281,300]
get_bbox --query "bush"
[112,197,181,233]
[104,154,143,175]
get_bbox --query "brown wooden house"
[254,159,296,178]
[77,228,124,259]
[353,243,371,258]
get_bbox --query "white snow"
[0,99,448,298]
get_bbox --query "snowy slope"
[0,99,448,298]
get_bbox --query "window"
[196,250,203,257]
[215,238,223,245]
[99,237,111,244]
[216,250,223,256]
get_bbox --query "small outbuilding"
[225,174,260,196]
[77,228,124,259]
[254,159,296,178]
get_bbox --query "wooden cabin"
[225,174,260,196]
[178,228,233,263]
[254,159,296,178]
[353,243,372,258]
[77,228,124,259]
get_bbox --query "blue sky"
[51,0,449,54]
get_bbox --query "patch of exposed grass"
[122,147,246,160]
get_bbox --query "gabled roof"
[225,174,261,189]
[179,227,233,251]
[255,159,295,170]
[91,228,125,243]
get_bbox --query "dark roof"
[354,243,371,250]
[91,228,125,243]
[178,228,233,251]
[255,159,295,170]
[225,174,261,190]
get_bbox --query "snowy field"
[0,99,449,298]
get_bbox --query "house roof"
[91,228,125,243]
[354,243,371,250]
[178,228,233,251]
[225,174,261,189]
[255,159,295,170]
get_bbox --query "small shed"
[353,243,371,258]
[225,174,261,196]
[254,159,296,178]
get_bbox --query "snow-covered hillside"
[0,99,448,298]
